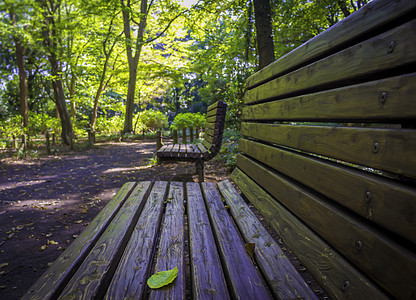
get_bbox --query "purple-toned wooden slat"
[186,182,229,299]
[58,182,152,299]
[149,182,185,299]
[201,182,272,299]
[104,181,168,299]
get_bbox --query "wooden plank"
[243,73,416,121]
[171,143,180,158]
[201,182,271,299]
[22,182,137,300]
[217,180,317,300]
[247,0,416,89]
[149,182,185,299]
[241,122,416,178]
[157,145,174,158]
[239,139,416,244]
[179,144,187,158]
[231,168,389,300]
[236,155,416,299]
[245,19,416,104]
[196,143,210,160]
[201,139,212,152]
[189,144,201,159]
[186,182,229,299]
[104,181,168,299]
[59,182,152,299]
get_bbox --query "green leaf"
[147,266,178,289]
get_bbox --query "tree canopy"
[0,0,371,142]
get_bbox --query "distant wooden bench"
[157,101,227,182]
[24,0,416,299]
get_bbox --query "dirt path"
[0,141,229,299]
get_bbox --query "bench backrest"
[233,0,416,299]
[200,101,227,159]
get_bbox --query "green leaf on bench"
[147,266,178,289]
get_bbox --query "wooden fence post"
[189,127,194,142]
[12,134,16,149]
[22,134,27,151]
[156,130,163,151]
[182,128,187,144]
[52,133,56,146]
[173,130,178,144]
[46,132,51,154]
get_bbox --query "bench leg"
[196,161,204,182]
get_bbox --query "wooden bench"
[157,101,227,182]
[24,0,416,299]
[236,0,416,298]
[23,181,318,299]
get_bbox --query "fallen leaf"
[75,220,83,224]
[147,267,178,289]
[40,245,48,251]
[48,240,58,245]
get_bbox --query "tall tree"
[121,0,150,133]
[7,3,28,127]
[253,0,275,69]
[38,0,73,145]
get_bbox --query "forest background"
[0,0,370,161]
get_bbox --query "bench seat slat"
[149,182,185,299]
[230,168,388,299]
[243,73,416,121]
[241,122,416,178]
[201,182,271,299]
[247,0,416,89]
[239,139,416,244]
[186,182,229,299]
[59,181,152,299]
[237,155,416,299]
[22,182,137,300]
[105,181,168,299]
[245,19,416,104]
[217,180,317,299]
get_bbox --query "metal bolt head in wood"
[378,91,388,104]
[387,41,396,54]
[341,280,350,291]
[355,240,362,250]
[372,142,379,153]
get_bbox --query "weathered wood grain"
[201,182,271,299]
[196,143,210,160]
[239,139,416,244]
[186,182,229,299]
[149,182,185,300]
[245,19,416,103]
[22,182,136,300]
[217,180,317,300]
[58,181,152,300]
[236,155,416,299]
[246,0,416,89]
[230,168,388,300]
[241,122,416,178]
[243,73,416,121]
[104,181,168,299]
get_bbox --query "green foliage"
[95,116,124,134]
[138,110,168,132]
[170,112,206,130]
[216,127,242,169]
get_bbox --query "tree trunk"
[9,10,28,128]
[40,0,73,146]
[253,0,275,69]
[121,0,148,134]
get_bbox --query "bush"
[138,110,168,133]
[95,115,124,134]
[216,127,241,169]
[170,113,206,131]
